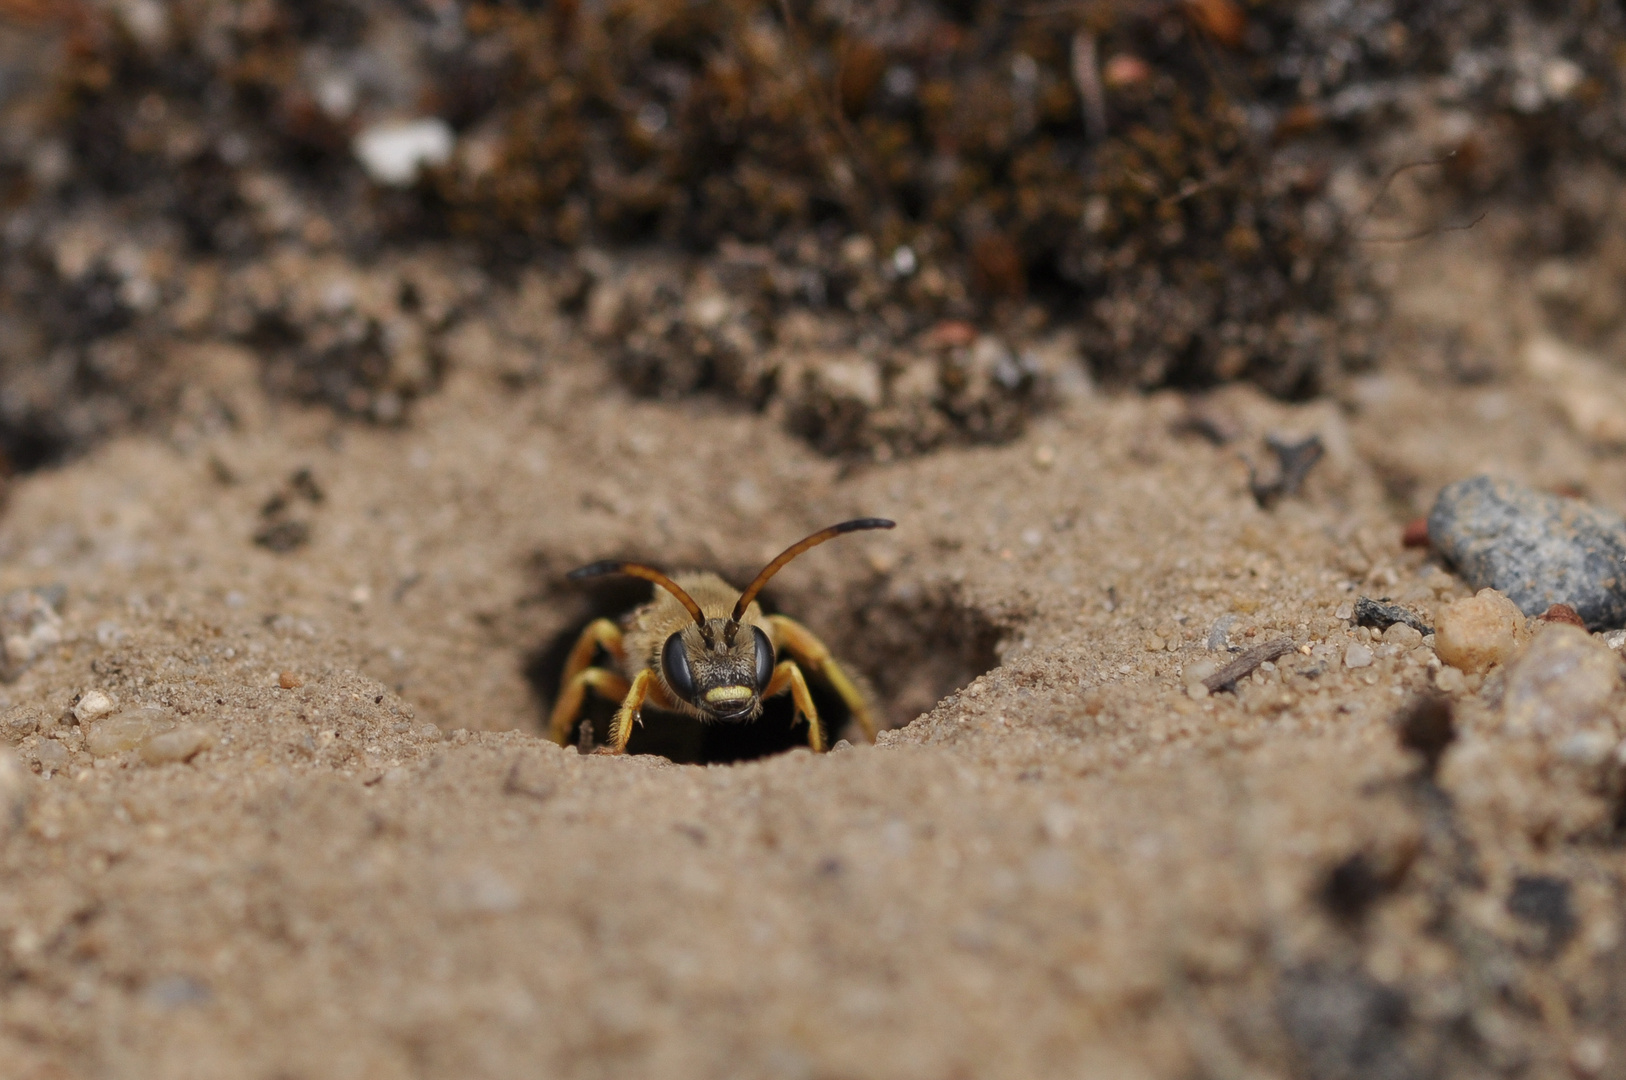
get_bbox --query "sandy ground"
[2,224,1626,1079]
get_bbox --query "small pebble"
[1434,589,1523,675]
[1429,476,1626,630]
[1183,659,1219,688]
[34,739,68,772]
[1502,624,1623,736]
[1354,597,1432,636]
[1343,643,1375,669]
[1,705,43,742]
[279,671,305,689]
[1434,666,1467,693]
[1557,730,1618,767]
[84,715,157,757]
[1537,603,1586,627]
[353,117,455,186]
[1381,623,1423,648]
[140,725,216,765]
[73,690,118,724]
[0,747,26,835]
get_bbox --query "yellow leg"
[765,615,876,743]
[561,619,626,685]
[763,659,825,753]
[548,619,628,745]
[548,667,631,745]
[604,669,659,755]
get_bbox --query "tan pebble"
[279,671,304,689]
[1502,624,1623,736]
[1435,666,1467,693]
[1,705,44,743]
[1433,589,1523,675]
[1033,445,1056,469]
[140,725,216,765]
[85,714,158,757]
[0,747,27,835]
[1381,623,1423,648]
[72,690,118,723]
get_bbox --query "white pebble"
[1557,730,1618,767]
[73,690,118,723]
[34,739,68,773]
[1343,643,1375,669]
[353,118,454,186]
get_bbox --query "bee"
[549,519,894,754]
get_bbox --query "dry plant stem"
[1070,30,1107,142]
[1203,637,1296,692]
[771,0,884,229]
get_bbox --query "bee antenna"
[568,560,708,629]
[727,518,895,629]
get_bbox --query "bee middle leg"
[548,667,630,745]
[762,659,826,753]
[547,618,628,745]
[765,615,877,743]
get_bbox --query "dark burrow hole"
[527,572,1002,766]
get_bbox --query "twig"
[1355,212,1487,244]
[1070,31,1108,142]
[1353,151,1487,243]
[1203,637,1295,693]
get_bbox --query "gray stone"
[1428,476,1626,630]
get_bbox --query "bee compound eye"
[752,626,775,692]
[662,631,695,702]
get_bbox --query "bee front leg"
[762,659,825,753]
[765,615,877,743]
[604,669,657,755]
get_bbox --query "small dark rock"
[1353,597,1432,637]
[1393,694,1455,778]
[1506,875,1576,955]
[1279,965,1415,1080]
[254,520,311,553]
[1428,476,1626,630]
[1250,433,1325,508]
[1320,853,1385,923]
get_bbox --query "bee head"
[660,619,775,721]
